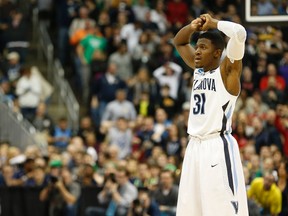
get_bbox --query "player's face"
[194,38,217,69]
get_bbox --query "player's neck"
[203,65,219,72]
[202,62,219,72]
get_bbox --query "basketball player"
[173,14,248,216]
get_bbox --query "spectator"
[12,157,35,186]
[77,163,98,186]
[166,0,188,31]
[32,102,54,134]
[4,10,29,62]
[152,108,171,144]
[275,104,288,157]
[264,109,283,153]
[108,40,133,82]
[253,53,268,90]
[153,61,182,100]
[85,168,138,216]
[1,51,21,83]
[134,91,155,117]
[151,42,178,71]
[262,29,287,63]
[251,116,277,155]
[158,84,177,120]
[76,25,107,103]
[84,0,100,22]
[278,50,288,87]
[257,0,274,15]
[248,170,282,216]
[49,117,73,152]
[161,124,182,157]
[241,66,255,96]
[132,162,150,188]
[150,0,168,34]
[105,117,133,159]
[152,169,178,216]
[128,188,161,216]
[15,66,42,122]
[189,0,207,19]
[135,116,156,159]
[245,90,269,118]
[25,165,49,187]
[175,101,189,140]
[233,122,249,149]
[249,154,262,180]
[0,0,15,53]
[101,88,137,129]
[69,20,95,47]
[90,62,126,128]
[142,11,159,33]
[0,77,14,107]
[108,0,135,24]
[69,5,96,37]
[131,31,157,71]
[132,0,150,22]
[277,161,288,216]
[55,0,78,65]
[97,10,111,33]
[120,19,142,53]
[261,76,284,109]
[244,33,259,70]
[206,0,228,16]
[260,63,286,92]
[40,166,81,216]
[77,115,97,146]
[0,164,15,186]
[129,66,158,106]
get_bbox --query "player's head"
[195,30,225,69]
[198,31,225,51]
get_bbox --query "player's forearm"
[217,21,246,42]
[218,21,246,61]
[173,25,195,46]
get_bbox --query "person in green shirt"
[76,25,107,103]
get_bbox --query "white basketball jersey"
[187,67,238,137]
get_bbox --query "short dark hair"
[198,30,225,51]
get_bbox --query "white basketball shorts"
[176,133,248,216]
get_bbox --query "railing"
[0,186,103,216]
[0,102,46,152]
[33,8,80,131]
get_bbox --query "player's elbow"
[234,24,247,43]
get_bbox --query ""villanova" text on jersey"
[193,78,216,92]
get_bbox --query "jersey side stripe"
[221,134,234,195]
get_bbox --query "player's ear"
[214,49,222,58]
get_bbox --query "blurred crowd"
[0,0,288,216]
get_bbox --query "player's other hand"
[199,14,218,31]
[190,17,204,31]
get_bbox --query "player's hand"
[199,14,218,31]
[190,17,204,31]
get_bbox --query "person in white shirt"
[153,61,182,99]
[16,66,41,121]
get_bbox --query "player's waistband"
[189,132,231,141]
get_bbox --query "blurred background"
[0,0,288,216]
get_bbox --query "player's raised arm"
[200,14,247,95]
[200,14,246,73]
[173,18,204,69]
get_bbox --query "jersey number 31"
[193,93,206,114]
